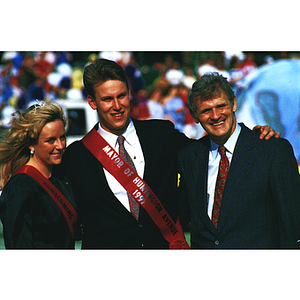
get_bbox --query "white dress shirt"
[97,119,145,211]
[207,123,241,219]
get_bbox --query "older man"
[178,72,300,249]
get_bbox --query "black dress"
[0,170,77,249]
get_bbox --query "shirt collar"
[210,122,241,159]
[120,119,136,147]
[97,118,135,148]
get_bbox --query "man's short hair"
[83,58,129,100]
[188,72,235,117]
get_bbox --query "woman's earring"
[30,149,35,155]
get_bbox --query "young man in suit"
[178,72,300,249]
[60,59,278,249]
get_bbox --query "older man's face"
[193,93,237,145]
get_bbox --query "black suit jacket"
[59,119,191,249]
[178,123,300,249]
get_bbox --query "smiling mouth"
[52,152,63,156]
[112,112,124,117]
[212,121,225,126]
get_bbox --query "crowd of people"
[0,50,287,140]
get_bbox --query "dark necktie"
[212,146,229,229]
[117,135,139,221]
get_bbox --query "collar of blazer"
[212,123,257,233]
[187,123,257,234]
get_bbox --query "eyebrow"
[44,132,66,140]
[100,91,128,101]
[199,103,228,114]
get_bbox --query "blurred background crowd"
[1,50,300,250]
[0,50,300,164]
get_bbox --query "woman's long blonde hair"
[0,101,66,190]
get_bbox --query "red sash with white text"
[13,165,78,241]
[82,127,190,249]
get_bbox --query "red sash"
[12,165,78,241]
[82,128,190,249]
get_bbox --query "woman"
[0,101,77,249]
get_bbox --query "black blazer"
[178,123,300,249]
[60,119,191,249]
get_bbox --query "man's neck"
[98,119,131,137]
[211,119,237,146]
[211,120,240,144]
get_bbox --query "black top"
[0,170,77,249]
[60,119,193,249]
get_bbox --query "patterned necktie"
[212,146,229,229]
[117,135,139,221]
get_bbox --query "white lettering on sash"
[102,146,124,168]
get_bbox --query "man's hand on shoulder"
[253,125,281,140]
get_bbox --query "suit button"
[215,240,220,246]
[138,224,143,228]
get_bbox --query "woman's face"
[30,119,66,168]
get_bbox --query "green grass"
[184,231,191,247]
[0,222,4,249]
[75,240,82,250]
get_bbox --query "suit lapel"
[192,142,208,213]
[83,133,137,221]
[129,120,162,220]
[99,157,137,219]
[132,120,153,177]
[190,137,217,231]
[216,124,257,233]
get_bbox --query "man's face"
[193,92,237,145]
[88,80,131,135]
